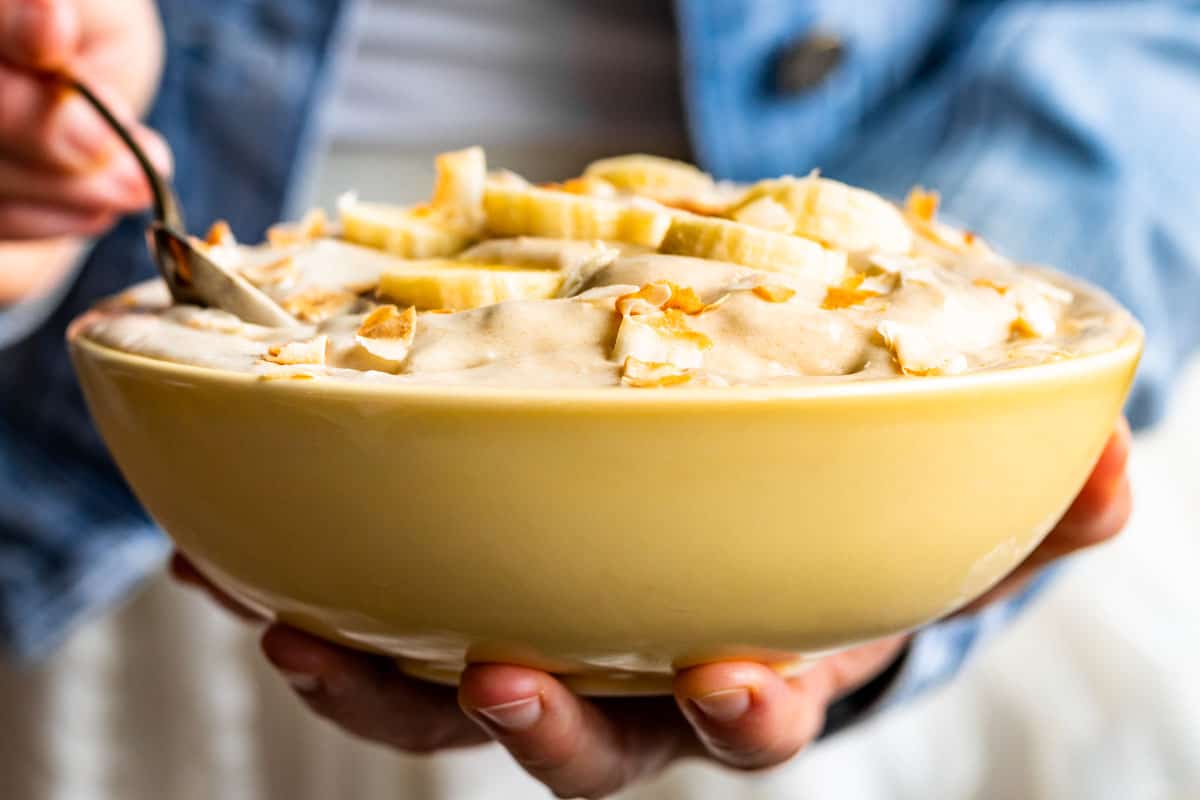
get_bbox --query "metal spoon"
[62,75,296,327]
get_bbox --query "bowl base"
[396,657,817,697]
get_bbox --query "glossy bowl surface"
[69,321,1141,694]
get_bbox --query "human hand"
[0,0,169,303]
[173,421,1132,799]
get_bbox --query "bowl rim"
[69,312,1145,408]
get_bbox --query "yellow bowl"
[68,318,1142,695]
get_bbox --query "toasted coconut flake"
[426,308,455,315]
[822,286,880,309]
[358,304,416,340]
[876,321,967,376]
[262,335,328,366]
[616,281,717,317]
[1009,280,1072,338]
[612,312,708,369]
[752,285,797,303]
[905,188,940,222]
[282,288,357,323]
[241,255,298,288]
[661,283,709,314]
[857,272,897,295]
[621,356,693,388]
[867,253,916,274]
[821,276,880,310]
[205,220,237,247]
[616,281,674,316]
[910,214,993,256]
[268,209,328,247]
[257,366,320,381]
[355,304,417,362]
[973,278,1009,294]
[1011,295,1057,338]
[703,293,731,312]
[646,309,713,350]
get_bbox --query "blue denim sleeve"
[675,0,956,181]
[827,1,1200,428]
[0,0,350,661]
[825,1,1200,722]
[0,254,84,350]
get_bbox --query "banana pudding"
[78,148,1135,388]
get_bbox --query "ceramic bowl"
[68,318,1141,695]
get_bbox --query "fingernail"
[50,98,116,171]
[279,670,321,693]
[474,696,543,732]
[691,687,752,723]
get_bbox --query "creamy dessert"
[80,148,1135,389]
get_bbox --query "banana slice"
[377,262,564,310]
[659,215,847,283]
[431,146,486,231]
[730,196,795,234]
[338,148,485,257]
[339,194,473,258]
[483,183,673,247]
[458,237,621,272]
[583,154,715,201]
[731,175,913,254]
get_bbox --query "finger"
[0,64,103,168]
[0,0,80,68]
[960,476,1133,613]
[260,625,488,753]
[0,200,112,238]
[1038,474,1133,562]
[168,552,265,622]
[957,423,1133,614]
[0,64,172,174]
[459,665,683,798]
[0,151,155,212]
[674,662,830,770]
[1054,417,1131,537]
[1014,420,1133,569]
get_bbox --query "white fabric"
[303,0,689,211]
[3,357,1198,799]
[328,0,682,148]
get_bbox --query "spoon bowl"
[62,75,295,327]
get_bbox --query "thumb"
[0,0,80,69]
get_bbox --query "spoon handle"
[57,74,186,233]
[49,72,298,327]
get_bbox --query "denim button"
[776,32,845,94]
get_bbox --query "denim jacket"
[2,0,1198,720]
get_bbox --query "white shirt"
[309,0,689,207]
